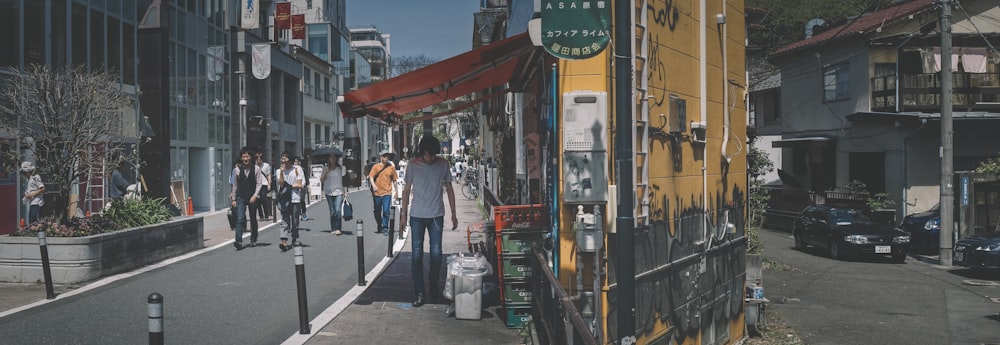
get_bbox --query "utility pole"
[613,0,636,343]
[939,0,954,266]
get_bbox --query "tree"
[0,65,135,223]
[747,142,775,254]
[747,0,891,54]
[390,54,439,77]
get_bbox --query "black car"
[954,232,1000,270]
[793,204,912,262]
[898,203,941,253]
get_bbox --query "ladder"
[632,0,651,228]
[84,144,107,214]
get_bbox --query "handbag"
[291,166,303,189]
[342,198,354,221]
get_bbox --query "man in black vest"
[230,147,264,250]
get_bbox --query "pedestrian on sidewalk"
[230,147,264,250]
[276,151,306,251]
[368,151,398,235]
[321,153,346,235]
[294,157,310,221]
[400,136,458,307]
[255,151,273,221]
[20,161,44,224]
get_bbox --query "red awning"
[338,33,538,124]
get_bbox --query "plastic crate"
[499,231,546,256]
[501,256,533,280]
[504,304,533,329]
[494,204,548,231]
[502,281,533,304]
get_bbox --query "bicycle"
[461,173,480,200]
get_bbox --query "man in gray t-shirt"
[400,136,457,307]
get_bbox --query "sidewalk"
[301,183,522,345]
[0,184,523,344]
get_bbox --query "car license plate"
[955,252,964,262]
[875,245,891,254]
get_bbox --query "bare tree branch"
[0,65,135,222]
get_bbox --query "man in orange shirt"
[368,151,398,235]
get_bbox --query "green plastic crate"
[500,232,545,255]
[503,281,533,304]
[501,256,533,280]
[504,304,532,329]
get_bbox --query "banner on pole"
[274,2,291,39]
[291,14,305,40]
[251,43,271,79]
[240,0,259,30]
[207,46,225,82]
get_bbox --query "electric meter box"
[562,91,608,203]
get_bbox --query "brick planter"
[0,217,203,284]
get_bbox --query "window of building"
[823,62,849,101]
[323,77,330,102]
[72,3,87,67]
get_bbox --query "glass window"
[72,3,87,67]
[108,17,121,76]
[123,23,136,84]
[25,1,44,65]
[0,0,19,67]
[91,10,105,70]
[53,0,68,67]
[823,62,849,101]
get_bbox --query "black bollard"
[356,220,366,286]
[293,246,310,334]
[37,231,55,299]
[387,206,395,258]
[147,292,163,345]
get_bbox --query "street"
[759,227,1000,345]
[0,190,392,345]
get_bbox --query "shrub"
[101,197,173,229]
[12,197,172,237]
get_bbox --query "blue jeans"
[410,216,443,296]
[373,195,392,231]
[325,194,344,231]
[235,197,259,244]
[28,205,41,224]
[279,199,300,241]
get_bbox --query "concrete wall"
[0,217,204,284]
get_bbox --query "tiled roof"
[750,72,781,92]
[771,0,936,56]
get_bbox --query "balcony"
[871,72,1000,112]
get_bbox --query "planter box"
[0,217,203,284]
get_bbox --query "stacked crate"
[493,204,547,329]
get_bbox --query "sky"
[348,0,482,61]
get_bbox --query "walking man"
[276,151,305,251]
[400,137,457,307]
[368,151,398,235]
[294,157,310,221]
[230,147,264,250]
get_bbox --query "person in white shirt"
[255,151,273,221]
[321,154,346,235]
[400,136,458,307]
[276,151,305,251]
[21,161,45,224]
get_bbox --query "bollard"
[147,292,163,345]
[356,220,366,286]
[293,246,310,334]
[387,206,395,258]
[37,231,55,299]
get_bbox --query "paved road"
[759,227,1000,345]
[0,190,394,345]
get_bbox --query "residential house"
[755,0,1000,223]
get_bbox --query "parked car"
[953,232,1000,270]
[793,204,911,263]
[898,203,940,253]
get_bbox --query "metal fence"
[527,244,598,345]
